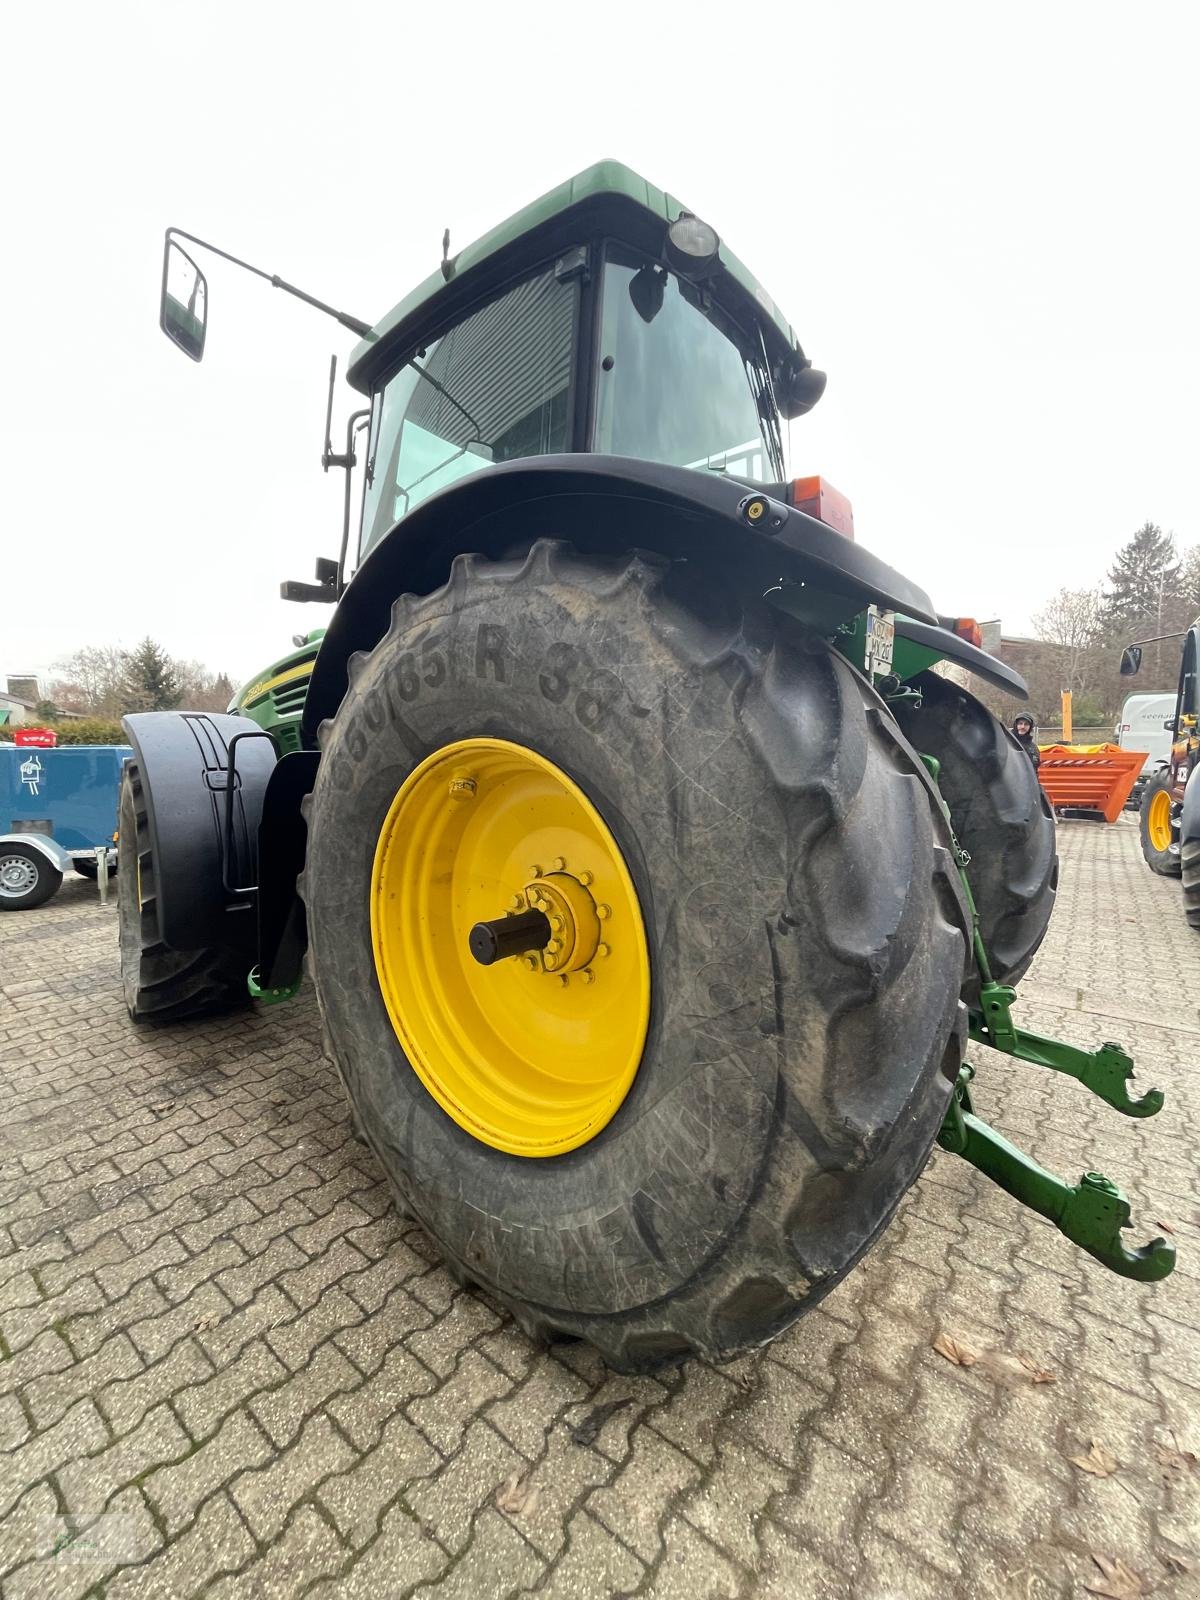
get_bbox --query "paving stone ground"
[1,817,1198,1599]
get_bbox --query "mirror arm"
[1126,628,1189,650]
[165,228,372,338]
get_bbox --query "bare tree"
[1031,587,1105,698]
[48,645,128,718]
[176,660,237,712]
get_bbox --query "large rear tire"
[892,673,1057,1003]
[1139,770,1181,877]
[304,542,970,1369]
[117,764,249,1022]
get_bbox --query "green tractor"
[1122,618,1200,927]
[123,162,1172,1369]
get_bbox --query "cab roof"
[346,159,802,395]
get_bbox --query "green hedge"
[44,718,127,746]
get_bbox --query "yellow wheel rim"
[370,738,651,1157]
[1148,788,1173,852]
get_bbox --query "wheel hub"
[0,855,38,897]
[371,737,650,1157]
[1148,788,1175,852]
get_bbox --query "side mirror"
[160,237,208,361]
[1119,645,1142,677]
[778,363,828,418]
[628,264,666,325]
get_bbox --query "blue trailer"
[0,743,132,909]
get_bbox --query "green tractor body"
[228,630,324,754]
[121,161,1172,1370]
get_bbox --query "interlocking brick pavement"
[1,818,1198,1597]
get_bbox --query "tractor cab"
[160,162,827,587]
[345,164,826,562]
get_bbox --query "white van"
[1116,693,1176,805]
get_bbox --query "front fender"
[122,712,276,952]
[894,616,1029,700]
[302,454,941,741]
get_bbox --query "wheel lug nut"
[597,943,610,959]
[529,865,542,878]
[579,870,593,886]
[545,939,561,954]
[557,974,569,987]
[552,856,566,871]
[596,905,611,920]
[581,969,595,984]
[523,956,538,971]
[550,915,564,932]
[511,894,524,910]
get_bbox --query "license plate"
[865,608,895,677]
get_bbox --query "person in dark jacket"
[1011,713,1040,769]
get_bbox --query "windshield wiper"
[752,327,785,479]
[407,356,484,439]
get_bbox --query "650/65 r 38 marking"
[303,540,971,1371]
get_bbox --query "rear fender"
[302,455,942,741]
[122,712,276,953]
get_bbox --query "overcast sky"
[3,1,1197,689]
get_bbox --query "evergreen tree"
[1101,522,1180,634]
[120,637,182,711]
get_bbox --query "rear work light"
[790,476,854,540]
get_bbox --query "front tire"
[1139,770,1180,877]
[891,673,1058,1002]
[304,542,971,1369]
[117,764,249,1021]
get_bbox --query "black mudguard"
[256,751,319,989]
[895,616,1030,700]
[122,712,276,954]
[301,454,942,742]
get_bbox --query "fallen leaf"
[1154,1442,1198,1476]
[270,1092,287,1106]
[1155,1220,1175,1234]
[1084,1553,1144,1598]
[150,1100,175,1113]
[495,1469,539,1517]
[194,1311,221,1332]
[976,1349,1056,1388]
[1016,1353,1057,1385]
[932,1332,978,1367]
[570,1398,633,1447]
[1071,1440,1119,1478]
[1159,1552,1189,1576]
